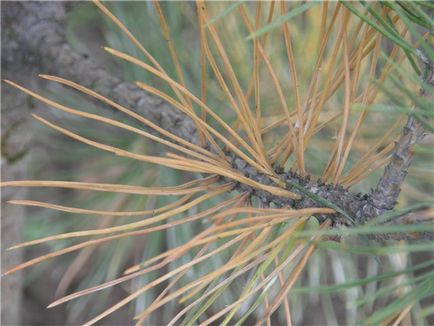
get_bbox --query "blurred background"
[1,2,433,325]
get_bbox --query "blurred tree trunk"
[1,89,31,326]
[1,2,42,324]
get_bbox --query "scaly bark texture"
[369,59,433,214]
[371,116,426,211]
[2,1,433,242]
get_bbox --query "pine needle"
[9,186,231,249]
[36,75,219,161]
[200,2,270,169]
[238,6,300,169]
[7,194,193,217]
[280,1,305,176]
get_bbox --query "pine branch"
[3,2,432,242]
[356,51,434,240]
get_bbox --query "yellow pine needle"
[311,111,342,135]
[310,24,398,180]
[5,79,226,168]
[102,45,268,172]
[253,2,261,121]
[152,0,212,147]
[168,217,302,325]
[3,3,417,325]
[268,131,293,164]
[268,107,336,163]
[55,240,103,298]
[134,224,282,322]
[2,179,213,196]
[217,221,307,323]
[5,192,245,278]
[337,39,406,185]
[323,19,378,101]
[200,240,306,325]
[319,2,329,44]
[389,303,414,326]
[124,226,231,275]
[258,221,330,323]
[341,117,402,185]
[238,6,300,170]
[303,8,349,151]
[92,0,196,120]
[152,1,188,96]
[175,215,298,248]
[81,234,248,326]
[123,196,250,281]
[124,192,250,274]
[211,206,300,219]
[260,114,293,134]
[348,28,368,99]
[333,33,382,181]
[196,22,272,174]
[166,240,266,326]
[344,155,392,187]
[92,0,165,78]
[57,232,248,315]
[174,228,269,310]
[165,152,299,199]
[343,147,394,186]
[3,229,153,277]
[144,244,212,323]
[7,194,193,217]
[246,0,276,104]
[327,28,368,182]
[178,226,273,304]
[259,222,327,322]
[308,14,397,119]
[36,75,219,162]
[56,227,241,320]
[144,194,250,317]
[261,112,316,148]
[204,219,330,325]
[31,113,228,176]
[9,186,230,250]
[275,256,292,326]
[198,11,262,161]
[302,3,341,138]
[323,21,352,183]
[197,2,208,145]
[199,2,270,168]
[55,195,132,297]
[280,1,305,176]
[135,82,288,189]
[135,211,331,322]
[260,273,272,326]
[137,80,246,169]
[304,11,383,152]
[127,195,250,276]
[193,207,334,239]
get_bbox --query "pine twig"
[357,51,433,226]
[3,2,432,241]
